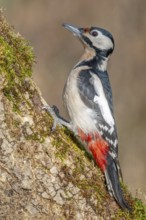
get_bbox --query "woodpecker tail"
[78,129,131,211]
[104,155,131,210]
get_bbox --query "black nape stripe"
[95,48,113,57]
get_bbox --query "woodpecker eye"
[90,30,98,37]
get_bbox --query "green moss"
[0,35,34,80]
[0,13,34,113]
[132,198,146,219]
[114,201,145,219]
[0,12,52,144]
[25,133,45,143]
[22,112,52,142]
[52,129,69,160]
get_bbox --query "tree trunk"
[0,11,145,220]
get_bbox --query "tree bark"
[0,11,145,220]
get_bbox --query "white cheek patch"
[92,32,113,51]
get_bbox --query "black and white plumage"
[45,23,130,210]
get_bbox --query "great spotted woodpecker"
[44,23,130,210]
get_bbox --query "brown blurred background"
[1,0,146,203]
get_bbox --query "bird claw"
[42,105,63,132]
[43,104,73,132]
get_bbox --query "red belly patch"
[78,129,109,171]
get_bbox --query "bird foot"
[43,105,73,132]
[42,105,63,132]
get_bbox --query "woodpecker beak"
[63,23,82,37]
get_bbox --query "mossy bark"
[0,11,145,220]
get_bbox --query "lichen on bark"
[0,10,145,220]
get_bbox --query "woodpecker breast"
[63,65,98,134]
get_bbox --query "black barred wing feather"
[77,68,119,154]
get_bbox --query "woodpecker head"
[63,23,114,58]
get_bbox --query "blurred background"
[1,0,146,203]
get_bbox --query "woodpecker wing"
[96,69,114,115]
[78,68,118,150]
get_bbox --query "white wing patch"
[90,72,115,127]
